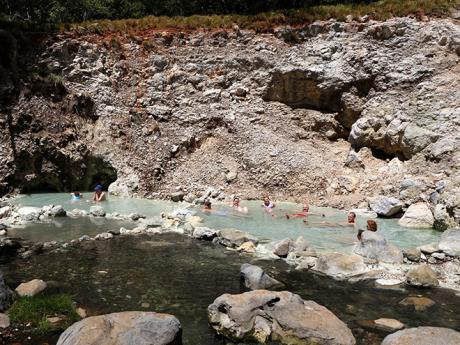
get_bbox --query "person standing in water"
[93,184,106,202]
[262,195,276,217]
[262,195,275,210]
[357,219,378,241]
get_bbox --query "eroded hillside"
[0,16,459,213]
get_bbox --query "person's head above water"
[302,204,309,212]
[348,212,356,223]
[263,196,271,206]
[94,184,103,192]
[233,196,240,207]
[367,219,377,232]
[204,199,212,209]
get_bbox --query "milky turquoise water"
[7,193,441,251]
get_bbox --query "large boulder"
[57,311,182,345]
[439,229,460,257]
[354,231,403,264]
[216,229,258,248]
[398,203,434,228]
[0,274,13,312]
[368,196,403,217]
[17,207,43,222]
[313,253,367,280]
[208,290,356,345]
[405,265,439,288]
[381,327,460,345]
[240,264,283,290]
[108,175,139,197]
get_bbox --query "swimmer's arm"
[286,213,306,219]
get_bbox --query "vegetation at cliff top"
[1,0,458,33]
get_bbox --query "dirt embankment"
[0,17,459,219]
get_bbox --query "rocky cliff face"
[0,17,459,213]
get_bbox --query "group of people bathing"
[203,194,378,241]
[70,184,106,202]
[72,187,377,241]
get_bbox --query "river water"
[1,233,460,345]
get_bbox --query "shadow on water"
[2,233,460,345]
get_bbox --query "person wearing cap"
[93,184,106,202]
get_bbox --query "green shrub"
[8,294,81,334]
[65,0,458,34]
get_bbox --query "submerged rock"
[68,209,88,217]
[0,274,13,312]
[405,265,439,288]
[15,279,47,297]
[354,231,403,264]
[368,196,402,217]
[240,264,283,290]
[381,327,460,345]
[139,217,164,229]
[399,296,435,312]
[313,252,366,280]
[216,228,258,248]
[398,203,434,228]
[0,238,21,257]
[364,318,405,332]
[57,311,182,345]
[438,229,460,257]
[208,290,356,345]
[94,232,114,240]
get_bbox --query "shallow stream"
[2,234,460,345]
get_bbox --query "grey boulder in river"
[208,289,355,345]
[57,311,182,345]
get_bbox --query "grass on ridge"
[64,0,459,35]
[8,294,80,334]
